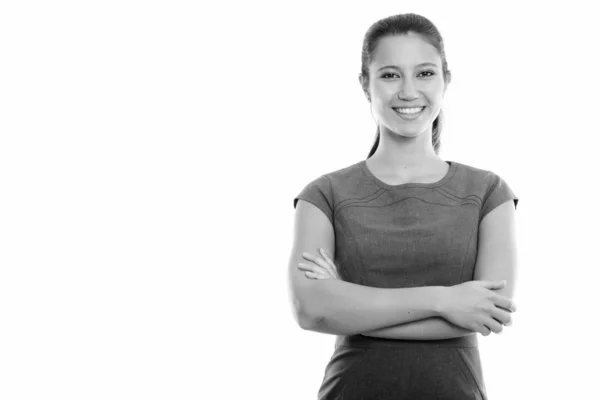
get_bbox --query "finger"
[490,307,512,326]
[298,262,329,275]
[486,318,504,334]
[302,252,320,262]
[493,295,517,313]
[495,305,512,313]
[317,255,338,279]
[319,248,339,278]
[297,263,329,276]
[319,248,336,268]
[302,252,329,270]
[479,280,506,290]
[305,271,330,280]
[479,325,492,336]
[304,252,336,278]
[299,261,337,280]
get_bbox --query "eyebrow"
[377,63,439,71]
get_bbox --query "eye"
[381,73,399,79]
[419,70,435,77]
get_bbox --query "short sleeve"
[480,173,519,222]
[293,175,334,226]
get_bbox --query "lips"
[392,106,426,120]
[392,106,426,114]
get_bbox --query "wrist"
[432,286,449,317]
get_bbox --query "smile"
[392,106,426,120]
[392,106,426,115]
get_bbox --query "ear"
[443,71,452,96]
[358,74,370,101]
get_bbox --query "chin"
[391,126,426,137]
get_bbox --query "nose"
[398,77,418,100]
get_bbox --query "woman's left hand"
[297,248,340,280]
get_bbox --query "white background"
[1,1,598,399]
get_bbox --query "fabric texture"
[293,159,519,399]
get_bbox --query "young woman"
[289,13,519,400]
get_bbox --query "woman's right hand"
[438,280,516,336]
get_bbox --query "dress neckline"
[360,159,457,190]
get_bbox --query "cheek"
[374,102,392,118]
[371,84,393,101]
[422,92,444,111]
[424,80,445,99]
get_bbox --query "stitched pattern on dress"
[455,348,487,399]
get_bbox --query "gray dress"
[293,159,519,400]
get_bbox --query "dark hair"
[360,13,452,159]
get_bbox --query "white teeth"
[394,107,424,114]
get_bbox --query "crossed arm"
[365,201,517,340]
[304,201,517,340]
[361,317,474,340]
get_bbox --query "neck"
[371,126,440,169]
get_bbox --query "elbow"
[296,309,321,331]
[299,315,317,330]
[290,280,331,331]
[299,306,330,333]
[300,314,328,332]
[291,297,320,330]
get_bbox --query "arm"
[473,200,518,302]
[360,317,474,340]
[359,199,519,340]
[291,200,444,336]
[301,279,444,336]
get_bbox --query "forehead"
[371,33,441,69]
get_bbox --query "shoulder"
[296,160,363,192]
[294,160,363,200]
[452,160,518,222]
[321,159,364,180]
[451,160,497,182]
[293,159,379,214]
[448,160,502,194]
[446,160,515,209]
[305,159,369,194]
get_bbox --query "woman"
[289,13,519,399]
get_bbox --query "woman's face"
[365,33,446,138]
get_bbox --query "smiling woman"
[288,12,519,400]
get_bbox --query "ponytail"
[366,125,380,159]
